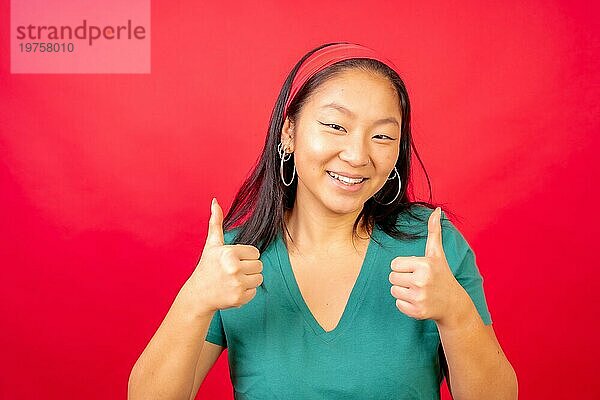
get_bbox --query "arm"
[188,342,225,400]
[437,289,518,400]
[128,279,218,400]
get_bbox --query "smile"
[327,171,368,186]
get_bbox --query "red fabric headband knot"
[283,43,399,121]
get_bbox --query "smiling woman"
[225,43,423,249]
[128,42,517,400]
[279,68,403,218]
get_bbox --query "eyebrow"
[319,102,400,127]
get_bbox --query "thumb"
[206,197,225,248]
[425,207,443,257]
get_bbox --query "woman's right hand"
[185,198,263,316]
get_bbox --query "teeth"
[328,171,365,184]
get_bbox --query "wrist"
[177,278,217,319]
[436,286,479,332]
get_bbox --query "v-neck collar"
[275,224,381,343]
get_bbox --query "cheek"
[295,132,333,173]
[370,148,400,187]
[380,147,400,169]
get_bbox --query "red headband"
[283,43,399,120]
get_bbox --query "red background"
[1,1,598,399]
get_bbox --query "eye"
[318,121,346,132]
[374,134,396,140]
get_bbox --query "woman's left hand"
[388,207,468,326]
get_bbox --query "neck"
[283,200,370,257]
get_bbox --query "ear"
[280,116,295,152]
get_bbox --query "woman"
[128,42,518,399]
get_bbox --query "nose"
[338,134,370,167]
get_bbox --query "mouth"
[326,171,369,186]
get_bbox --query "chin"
[321,197,365,215]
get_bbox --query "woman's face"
[281,68,401,218]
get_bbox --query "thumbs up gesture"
[388,207,467,326]
[187,198,263,314]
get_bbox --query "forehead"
[306,69,401,119]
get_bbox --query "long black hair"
[222,41,456,253]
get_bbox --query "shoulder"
[390,205,473,272]
[222,226,278,263]
[223,227,240,246]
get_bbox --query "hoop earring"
[372,166,401,205]
[278,142,296,187]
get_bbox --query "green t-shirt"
[205,207,492,399]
